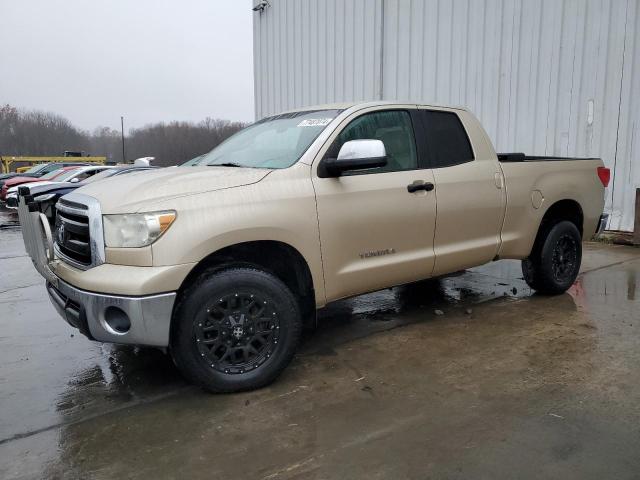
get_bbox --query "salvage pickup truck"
[18,101,609,392]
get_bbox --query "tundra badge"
[359,248,396,259]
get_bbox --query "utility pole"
[120,116,126,163]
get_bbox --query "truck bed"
[498,153,600,162]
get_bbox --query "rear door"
[312,107,437,302]
[415,108,505,275]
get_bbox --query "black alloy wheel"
[194,292,280,375]
[522,220,582,295]
[171,267,302,393]
[550,234,578,284]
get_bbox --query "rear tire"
[170,267,302,393]
[522,220,582,295]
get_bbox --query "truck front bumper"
[17,194,178,347]
[47,279,176,347]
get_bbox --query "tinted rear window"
[421,110,474,168]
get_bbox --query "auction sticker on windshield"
[297,118,333,127]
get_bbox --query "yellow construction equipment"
[1,156,107,174]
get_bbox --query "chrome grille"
[53,194,105,270]
[55,200,92,266]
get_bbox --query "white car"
[5,165,114,207]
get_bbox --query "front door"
[312,108,437,302]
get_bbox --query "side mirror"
[134,157,154,166]
[323,139,387,177]
[69,178,80,183]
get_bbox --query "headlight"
[103,211,176,248]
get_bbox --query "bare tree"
[0,104,246,168]
[126,118,246,166]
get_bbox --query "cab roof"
[277,101,469,116]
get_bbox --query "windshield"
[41,168,72,180]
[51,168,85,181]
[25,164,49,173]
[194,109,341,169]
[80,167,149,184]
[80,168,117,184]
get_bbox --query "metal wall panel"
[253,0,639,231]
[611,0,639,232]
[253,0,384,118]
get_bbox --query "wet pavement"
[1,211,640,479]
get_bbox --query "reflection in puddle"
[571,263,640,313]
[55,345,185,422]
[308,260,534,354]
[0,211,19,229]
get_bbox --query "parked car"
[4,165,114,206]
[0,162,92,182]
[0,166,81,202]
[18,101,609,393]
[8,166,156,225]
[18,164,111,187]
[2,165,114,203]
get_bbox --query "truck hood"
[75,166,272,213]
[3,176,42,188]
[7,180,60,194]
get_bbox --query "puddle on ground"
[0,211,19,229]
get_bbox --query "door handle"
[407,181,435,193]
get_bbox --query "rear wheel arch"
[530,199,584,257]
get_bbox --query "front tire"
[170,267,302,393]
[522,220,582,295]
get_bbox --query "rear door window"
[419,110,474,168]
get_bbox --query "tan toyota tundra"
[18,101,610,392]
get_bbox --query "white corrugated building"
[252,0,639,232]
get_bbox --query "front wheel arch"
[173,241,316,333]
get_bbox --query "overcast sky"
[0,0,254,132]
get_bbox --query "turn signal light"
[597,166,610,187]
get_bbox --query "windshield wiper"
[209,162,244,168]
